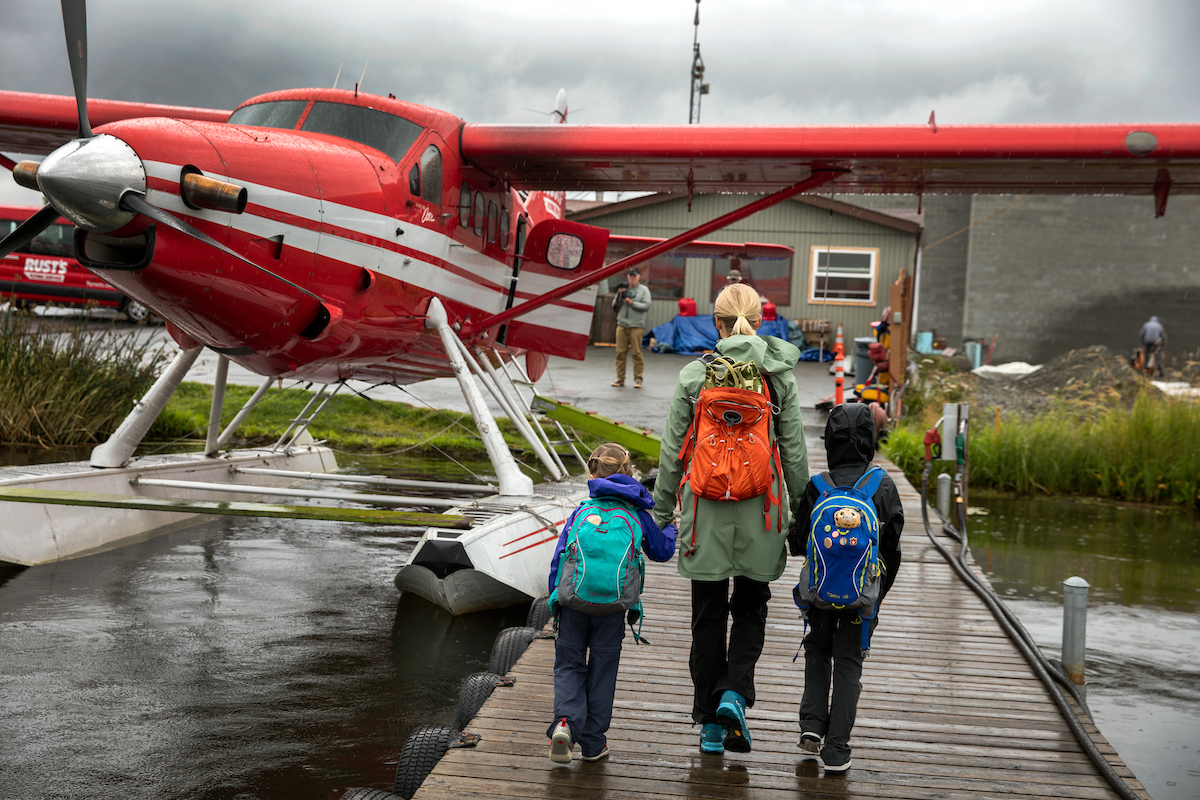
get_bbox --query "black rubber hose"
[920,464,1140,800]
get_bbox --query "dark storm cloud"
[1,0,1198,125]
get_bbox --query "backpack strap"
[853,466,885,498]
[809,472,834,496]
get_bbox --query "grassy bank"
[0,314,167,445]
[884,364,1200,508]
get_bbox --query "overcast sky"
[3,0,1198,204]
[3,0,1199,126]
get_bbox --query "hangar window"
[458,183,472,228]
[300,101,423,162]
[602,251,686,300]
[473,193,486,236]
[711,256,793,307]
[808,247,878,305]
[419,145,442,204]
[228,100,308,130]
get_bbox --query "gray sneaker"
[822,756,852,774]
[549,718,573,763]
[798,732,822,753]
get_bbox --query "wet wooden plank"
[410,455,1150,800]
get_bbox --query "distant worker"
[546,443,677,763]
[613,267,651,388]
[1139,315,1166,378]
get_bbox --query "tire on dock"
[525,595,552,631]
[392,725,455,800]
[487,626,536,675]
[341,788,403,800]
[454,672,505,730]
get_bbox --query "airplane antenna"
[688,0,709,123]
[333,61,343,89]
[358,59,370,93]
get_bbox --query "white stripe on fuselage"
[142,160,596,333]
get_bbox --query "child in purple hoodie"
[546,443,677,764]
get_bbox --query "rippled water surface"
[0,453,527,800]
[967,495,1200,800]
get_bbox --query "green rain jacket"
[652,334,810,583]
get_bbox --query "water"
[966,495,1200,800]
[0,452,528,800]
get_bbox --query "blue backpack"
[793,467,885,654]
[552,498,647,636]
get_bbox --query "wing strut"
[460,171,841,338]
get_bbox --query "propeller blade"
[0,205,60,261]
[61,0,92,138]
[118,192,324,304]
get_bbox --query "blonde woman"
[652,283,809,754]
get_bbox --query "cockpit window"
[227,100,308,130]
[301,102,423,162]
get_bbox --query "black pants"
[689,577,771,725]
[798,608,877,764]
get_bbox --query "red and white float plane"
[1,1,1199,604]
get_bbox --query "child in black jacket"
[787,403,904,773]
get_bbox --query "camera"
[612,280,629,312]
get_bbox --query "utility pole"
[688,0,709,124]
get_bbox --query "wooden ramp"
[416,455,1149,800]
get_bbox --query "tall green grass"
[0,314,168,445]
[885,392,1200,507]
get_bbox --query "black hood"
[824,403,876,471]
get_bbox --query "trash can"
[854,336,875,382]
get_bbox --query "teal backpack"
[551,497,648,641]
[793,467,885,655]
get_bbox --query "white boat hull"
[0,446,337,566]
[395,483,588,615]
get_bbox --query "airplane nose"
[36,133,146,232]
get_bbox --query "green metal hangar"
[566,193,921,343]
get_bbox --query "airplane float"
[1,0,1198,613]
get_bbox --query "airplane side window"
[472,193,485,236]
[408,164,421,197]
[486,202,499,243]
[516,214,528,256]
[499,210,510,249]
[458,183,472,228]
[301,101,423,162]
[419,146,442,205]
[228,100,308,129]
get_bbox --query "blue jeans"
[548,607,625,757]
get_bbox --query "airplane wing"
[0,91,230,155]
[461,123,1200,196]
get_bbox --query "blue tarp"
[645,316,806,354]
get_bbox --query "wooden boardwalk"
[415,455,1149,800]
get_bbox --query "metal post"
[91,345,203,468]
[214,376,275,451]
[427,298,533,496]
[936,472,952,518]
[204,355,230,456]
[1062,576,1089,686]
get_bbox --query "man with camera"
[612,266,652,388]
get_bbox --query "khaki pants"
[615,326,644,384]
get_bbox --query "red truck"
[0,204,154,322]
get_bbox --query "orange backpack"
[677,355,783,555]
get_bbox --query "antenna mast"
[688,0,709,124]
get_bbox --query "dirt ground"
[936,345,1200,418]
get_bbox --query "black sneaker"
[822,756,852,774]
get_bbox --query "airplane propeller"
[0,0,330,313]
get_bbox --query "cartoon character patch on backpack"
[551,498,648,641]
[677,355,783,556]
[793,467,886,655]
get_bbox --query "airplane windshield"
[301,102,423,163]
[227,100,308,130]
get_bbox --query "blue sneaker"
[700,722,725,754]
[716,690,751,752]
